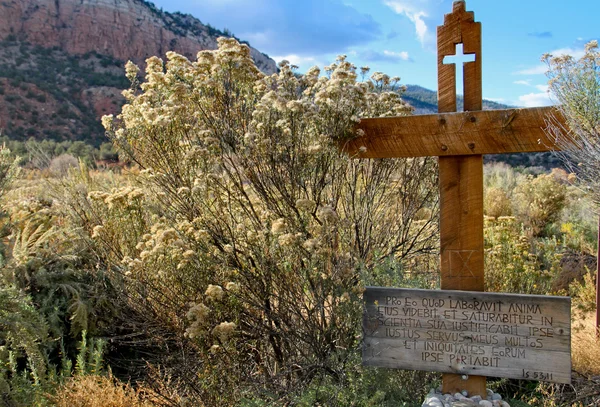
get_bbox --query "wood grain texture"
[340,107,564,159]
[343,1,574,395]
[438,1,485,395]
[439,154,484,292]
[363,287,572,384]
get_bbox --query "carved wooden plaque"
[363,287,571,384]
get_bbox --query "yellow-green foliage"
[571,312,600,377]
[482,163,514,218]
[483,162,517,192]
[513,173,567,237]
[0,285,48,405]
[570,269,597,314]
[484,216,560,295]
[50,374,156,407]
[484,187,512,218]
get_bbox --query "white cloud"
[535,84,549,92]
[271,54,319,67]
[549,47,585,59]
[412,12,428,44]
[384,0,438,46]
[515,65,547,75]
[361,49,412,62]
[515,44,588,77]
[518,92,553,107]
[513,80,531,86]
[383,50,411,60]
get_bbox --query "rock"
[487,389,494,397]
[421,388,508,407]
[455,392,468,401]
[422,396,444,407]
[0,0,278,74]
[461,390,469,397]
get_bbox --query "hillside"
[0,0,277,146]
[0,0,277,72]
[0,0,559,169]
[402,84,512,114]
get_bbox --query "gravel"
[421,388,511,407]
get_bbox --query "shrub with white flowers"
[96,38,439,403]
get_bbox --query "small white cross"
[443,43,476,110]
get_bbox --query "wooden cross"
[342,1,565,397]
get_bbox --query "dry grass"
[50,375,157,407]
[572,312,600,377]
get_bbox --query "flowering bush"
[92,38,439,403]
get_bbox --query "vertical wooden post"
[596,215,600,338]
[438,1,486,396]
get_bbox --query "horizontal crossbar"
[340,107,565,158]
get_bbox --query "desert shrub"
[560,184,598,253]
[239,358,437,406]
[513,173,566,237]
[49,153,79,176]
[544,40,600,208]
[484,216,560,294]
[0,145,20,201]
[484,187,512,218]
[0,158,120,405]
[569,268,597,315]
[50,374,155,407]
[99,142,119,161]
[0,285,49,406]
[70,38,441,404]
[571,312,600,377]
[484,162,517,191]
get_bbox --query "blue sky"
[152,0,599,108]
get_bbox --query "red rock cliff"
[0,0,277,73]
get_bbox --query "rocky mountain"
[0,0,277,73]
[0,0,559,169]
[0,0,277,146]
